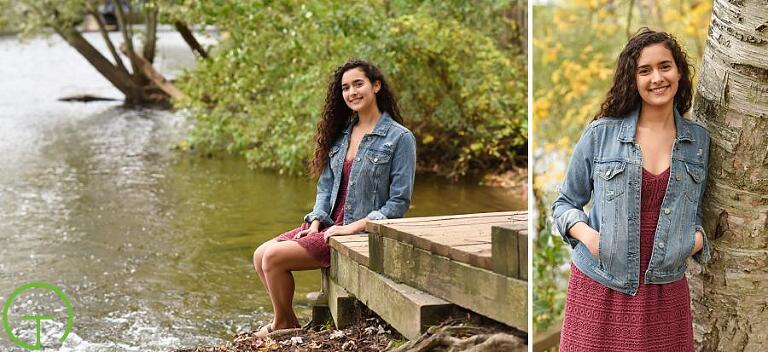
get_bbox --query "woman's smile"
[649,85,670,95]
[348,96,363,105]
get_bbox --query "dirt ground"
[174,309,526,352]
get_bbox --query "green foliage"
[176,0,527,178]
[532,183,569,333]
[0,0,86,37]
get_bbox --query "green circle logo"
[2,282,74,350]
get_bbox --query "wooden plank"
[378,225,494,269]
[328,279,357,329]
[330,233,370,267]
[329,250,464,340]
[387,215,525,226]
[519,228,528,281]
[369,211,526,226]
[388,218,519,229]
[371,235,528,331]
[492,225,521,279]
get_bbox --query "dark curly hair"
[309,59,403,176]
[594,28,693,120]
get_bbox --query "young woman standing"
[252,59,416,337]
[553,29,711,351]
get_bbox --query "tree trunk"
[690,0,768,351]
[58,27,145,102]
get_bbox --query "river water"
[0,31,525,351]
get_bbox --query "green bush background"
[175,0,527,178]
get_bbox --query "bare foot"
[254,323,272,339]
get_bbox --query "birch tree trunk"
[690,0,768,351]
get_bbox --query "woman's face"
[341,68,380,112]
[635,43,681,109]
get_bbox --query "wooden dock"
[324,211,528,340]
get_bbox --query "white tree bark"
[690,0,768,351]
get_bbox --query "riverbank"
[175,310,526,352]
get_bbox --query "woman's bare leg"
[261,241,323,330]
[253,239,277,293]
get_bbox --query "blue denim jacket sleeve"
[693,131,711,264]
[304,162,334,226]
[552,125,594,248]
[367,131,417,220]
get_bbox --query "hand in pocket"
[690,231,704,256]
[585,230,601,257]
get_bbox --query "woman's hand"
[582,230,600,257]
[690,231,704,256]
[570,222,600,257]
[294,220,321,239]
[323,224,358,243]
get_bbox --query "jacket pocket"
[329,144,342,173]
[594,160,628,274]
[595,161,627,201]
[366,149,392,164]
[364,148,393,188]
[683,161,704,202]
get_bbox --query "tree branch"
[626,0,635,39]
[86,6,129,75]
[113,0,140,75]
[143,1,158,63]
[174,20,208,59]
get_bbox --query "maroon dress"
[274,159,353,268]
[559,168,694,352]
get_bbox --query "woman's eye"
[638,69,650,75]
[661,65,671,71]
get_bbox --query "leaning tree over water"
[0,0,205,105]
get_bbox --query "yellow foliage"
[534,0,712,190]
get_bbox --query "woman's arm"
[366,131,417,220]
[690,132,711,263]
[552,125,597,248]
[303,161,335,227]
[323,217,368,242]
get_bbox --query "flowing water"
[0,31,525,351]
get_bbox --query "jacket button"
[676,175,681,181]
[658,241,665,248]
[606,170,612,177]
[663,208,671,215]
[374,157,379,162]
[355,157,361,161]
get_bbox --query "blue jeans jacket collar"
[617,108,696,143]
[344,112,394,137]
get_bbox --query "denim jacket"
[552,108,711,296]
[304,112,416,227]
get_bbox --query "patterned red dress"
[559,167,694,352]
[274,159,353,268]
